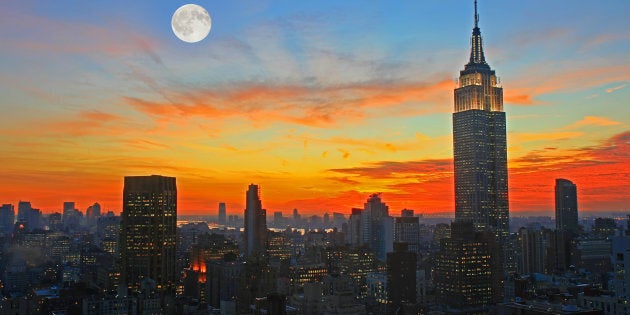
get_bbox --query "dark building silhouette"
[120,175,177,294]
[553,178,578,273]
[555,178,578,234]
[0,204,15,235]
[244,184,267,257]
[453,0,509,242]
[218,202,227,225]
[386,243,417,314]
[592,217,617,237]
[16,201,43,231]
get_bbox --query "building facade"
[120,175,177,294]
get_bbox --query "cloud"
[0,8,164,64]
[606,83,628,93]
[330,159,452,181]
[561,116,621,130]
[123,79,454,128]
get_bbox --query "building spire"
[468,0,487,67]
[474,0,479,28]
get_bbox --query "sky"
[0,0,629,216]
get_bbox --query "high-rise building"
[453,0,509,241]
[611,236,630,299]
[386,243,417,314]
[16,201,42,231]
[86,202,101,227]
[433,221,503,312]
[17,201,32,222]
[120,175,177,294]
[360,193,393,261]
[218,202,227,225]
[243,184,267,257]
[394,216,420,254]
[555,178,578,234]
[517,225,551,275]
[346,208,363,245]
[0,204,15,235]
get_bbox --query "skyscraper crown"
[466,0,489,70]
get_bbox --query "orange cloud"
[562,116,621,130]
[123,79,454,128]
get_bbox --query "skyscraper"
[555,178,578,234]
[244,184,267,257]
[386,243,417,314]
[433,221,503,311]
[360,193,393,261]
[218,202,227,225]
[453,0,509,241]
[120,175,177,294]
[0,204,14,235]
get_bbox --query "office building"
[360,193,393,261]
[394,216,420,254]
[218,202,226,225]
[120,175,177,294]
[244,184,267,257]
[453,0,509,241]
[387,243,417,314]
[433,221,503,312]
[555,178,578,234]
[0,204,15,235]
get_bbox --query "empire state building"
[453,0,509,241]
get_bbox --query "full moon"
[171,4,211,43]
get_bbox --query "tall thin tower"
[244,184,267,256]
[453,0,509,241]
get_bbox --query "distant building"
[0,204,15,235]
[218,202,226,225]
[346,208,362,245]
[360,193,393,261]
[400,209,414,217]
[85,202,101,227]
[555,178,578,234]
[17,201,43,231]
[120,175,177,295]
[244,184,267,257]
[394,216,420,254]
[517,225,551,275]
[611,236,630,298]
[592,218,617,237]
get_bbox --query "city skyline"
[1,1,629,215]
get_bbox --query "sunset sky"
[1,0,629,216]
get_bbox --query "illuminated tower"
[453,0,509,241]
[244,184,267,257]
[120,175,177,294]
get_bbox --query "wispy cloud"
[123,79,453,128]
[562,116,621,130]
[606,83,628,93]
